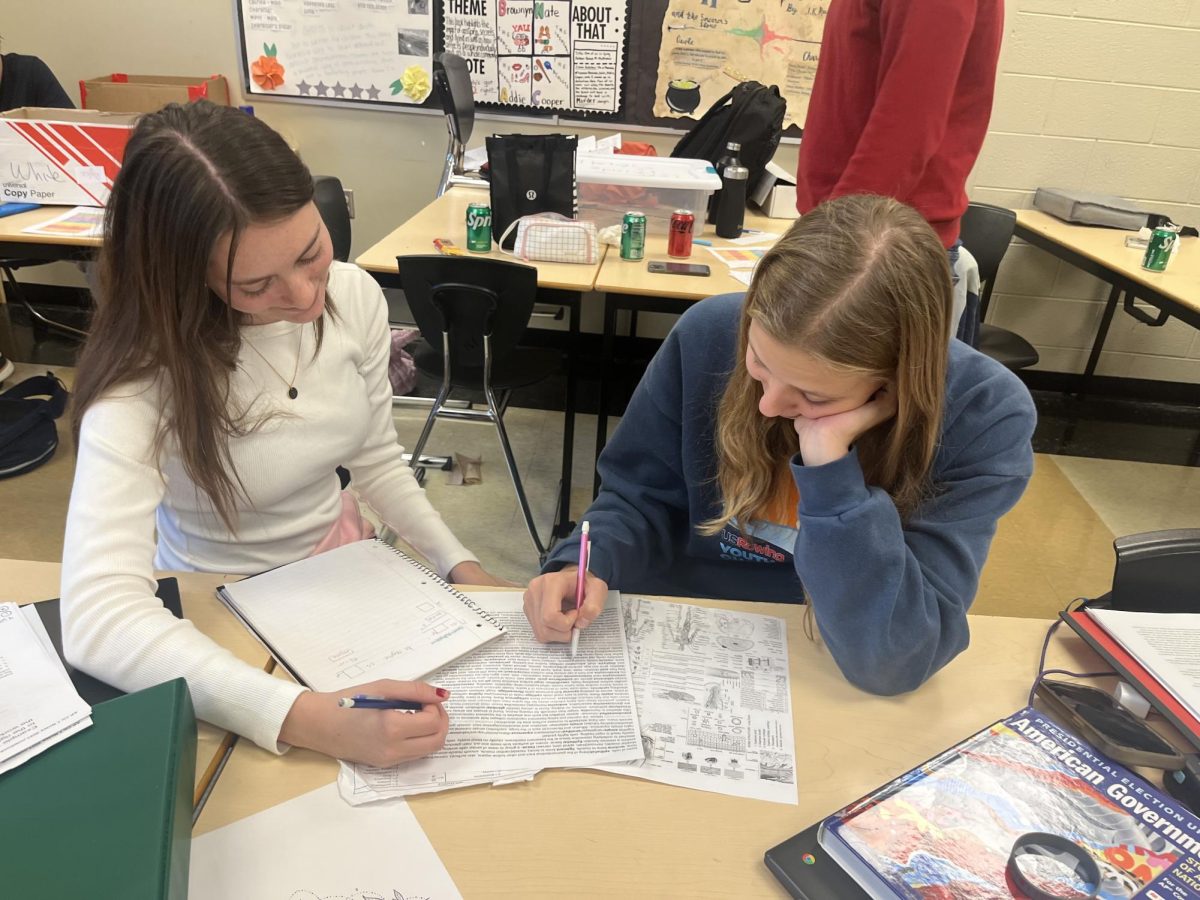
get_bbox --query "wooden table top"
[0,207,102,248]
[0,558,270,791]
[594,210,789,301]
[1015,209,1200,313]
[355,187,605,293]
[193,592,1102,898]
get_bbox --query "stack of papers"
[20,206,104,238]
[0,603,92,775]
[1086,608,1200,722]
[338,592,644,803]
[338,592,798,807]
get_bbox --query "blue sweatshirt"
[547,293,1036,695]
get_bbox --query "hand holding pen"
[522,523,609,645]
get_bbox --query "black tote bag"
[486,133,577,249]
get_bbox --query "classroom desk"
[1013,210,1200,393]
[356,187,602,545]
[0,207,100,261]
[592,212,790,488]
[0,558,272,803]
[193,596,1103,898]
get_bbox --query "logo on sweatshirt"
[717,519,794,564]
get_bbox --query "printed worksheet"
[340,592,643,803]
[596,596,798,805]
[189,784,462,899]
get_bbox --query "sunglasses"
[1033,678,1185,771]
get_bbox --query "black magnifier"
[1007,833,1102,900]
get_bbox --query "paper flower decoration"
[252,43,285,91]
[392,65,431,102]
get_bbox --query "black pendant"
[288,386,299,400]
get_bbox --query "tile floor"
[5,359,1199,620]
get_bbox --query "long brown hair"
[700,194,951,534]
[71,101,328,529]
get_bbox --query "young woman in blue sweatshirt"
[525,194,1036,695]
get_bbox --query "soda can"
[668,209,695,258]
[466,202,492,253]
[621,211,647,261]
[1141,226,1178,272]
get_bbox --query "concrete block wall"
[968,0,1200,382]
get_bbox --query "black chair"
[397,255,564,560]
[432,52,478,198]
[312,175,351,262]
[959,202,1040,371]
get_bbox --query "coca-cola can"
[668,209,695,258]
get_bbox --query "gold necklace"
[243,327,303,399]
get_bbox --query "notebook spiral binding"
[376,539,506,633]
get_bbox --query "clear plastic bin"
[577,155,721,234]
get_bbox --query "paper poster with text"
[443,0,628,113]
[653,0,827,129]
[239,0,435,106]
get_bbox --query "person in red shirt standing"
[797,0,1002,246]
[795,0,1003,341]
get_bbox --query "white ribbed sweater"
[60,262,476,752]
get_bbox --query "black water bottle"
[715,165,748,239]
[708,141,742,223]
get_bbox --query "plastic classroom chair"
[432,52,478,198]
[397,255,567,562]
[959,202,1040,371]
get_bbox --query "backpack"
[0,372,69,479]
[670,81,787,188]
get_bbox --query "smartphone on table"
[647,261,711,277]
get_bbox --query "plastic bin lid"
[576,154,721,190]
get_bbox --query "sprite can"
[621,211,646,261]
[1141,226,1178,272]
[466,202,492,253]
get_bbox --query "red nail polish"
[435,687,450,699]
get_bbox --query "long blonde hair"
[700,195,951,534]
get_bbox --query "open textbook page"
[0,603,92,775]
[597,596,798,805]
[340,592,643,803]
[190,784,462,899]
[1087,608,1200,721]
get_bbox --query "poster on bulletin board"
[239,0,436,105]
[443,0,628,113]
[652,0,826,129]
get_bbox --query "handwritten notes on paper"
[443,0,628,113]
[654,0,827,129]
[238,0,434,105]
[598,596,798,805]
[190,784,463,899]
[339,592,643,803]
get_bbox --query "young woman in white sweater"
[61,101,505,766]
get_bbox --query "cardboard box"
[0,108,137,206]
[751,160,801,220]
[80,73,231,114]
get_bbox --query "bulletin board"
[233,0,818,134]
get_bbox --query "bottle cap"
[723,165,749,181]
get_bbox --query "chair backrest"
[433,52,475,148]
[959,202,1017,288]
[397,255,538,371]
[312,175,352,262]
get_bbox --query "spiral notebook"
[216,539,506,691]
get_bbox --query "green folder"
[0,678,197,899]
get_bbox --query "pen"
[338,695,425,711]
[571,521,590,658]
[740,228,765,234]
[693,238,713,246]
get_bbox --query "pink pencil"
[571,521,590,657]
